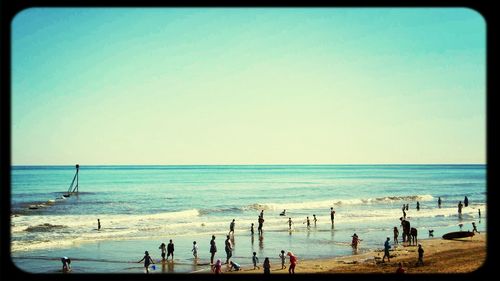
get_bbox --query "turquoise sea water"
[10,165,486,273]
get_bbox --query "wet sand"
[220,232,486,274]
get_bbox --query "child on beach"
[417,244,424,266]
[472,222,480,233]
[313,214,317,226]
[167,239,174,261]
[229,261,241,271]
[213,259,222,274]
[61,257,71,273]
[252,252,260,269]
[159,242,166,261]
[305,216,311,229]
[138,251,155,274]
[192,241,198,260]
[279,250,287,269]
[263,257,271,274]
[382,237,391,262]
[287,252,297,274]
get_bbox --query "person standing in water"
[313,214,318,226]
[438,197,442,208]
[229,219,235,237]
[305,217,311,229]
[159,242,166,261]
[225,235,233,264]
[166,239,175,261]
[416,201,420,211]
[458,201,463,218]
[251,223,255,235]
[464,196,469,207]
[258,216,264,235]
[330,207,336,226]
[97,219,101,231]
[209,235,217,265]
[479,209,481,219]
[138,251,155,274]
[288,218,293,230]
[192,241,198,260]
[61,257,71,273]
[393,226,399,244]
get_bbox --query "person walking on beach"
[464,196,469,207]
[330,207,336,226]
[61,257,71,273]
[458,201,463,218]
[287,251,297,274]
[396,262,406,274]
[288,218,293,230]
[167,239,174,261]
[225,235,233,264]
[138,251,155,274]
[97,219,101,231]
[210,235,217,264]
[251,223,255,235]
[159,242,166,261]
[472,222,480,233]
[416,201,420,211]
[382,237,391,262]
[313,214,318,226]
[417,244,424,266]
[252,252,260,270]
[438,197,442,208]
[393,226,399,244]
[192,241,198,260]
[263,257,271,274]
[229,219,235,237]
[279,250,287,269]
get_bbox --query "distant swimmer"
[438,197,442,208]
[97,219,101,230]
[280,209,286,216]
[192,241,198,260]
[416,201,420,211]
[464,196,469,207]
[229,219,235,236]
[159,242,166,261]
[61,257,71,273]
[313,214,317,226]
[330,207,336,225]
[209,235,217,264]
[138,251,155,274]
[288,218,293,230]
[167,239,175,261]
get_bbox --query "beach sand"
[221,232,486,274]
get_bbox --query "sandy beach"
[221,232,486,274]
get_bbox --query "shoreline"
[222,232,486,274]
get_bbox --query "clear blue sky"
[11,8,486,165]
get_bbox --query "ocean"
[10,165,486,273]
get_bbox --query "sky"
[11,8,486,165]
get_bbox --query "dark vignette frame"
[1,1,495,281]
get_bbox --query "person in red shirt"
[287,252,297,274]
[396,262,406,274]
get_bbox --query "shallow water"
[10,165,486,273]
